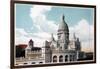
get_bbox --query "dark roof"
[31,47,41,51]
[16,46,25,58]
[16,44,27,49]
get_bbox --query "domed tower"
[57,15,69,50]
[25,39,34,58]
[28,39,34,49]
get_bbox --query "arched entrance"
[65,55,68,62]
[53,56,57,62]
[59,55,63,62]
[70,55,73,61]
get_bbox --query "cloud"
[15,28,29,45]
[15,5,58,47]
[30,5,51,19]
[69,19,94,52]
[15,28,57,47]
[30,5,58,34]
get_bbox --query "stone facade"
[43,15,83,63]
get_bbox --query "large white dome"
[58,15,69,32]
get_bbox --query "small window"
[31,62,35,64]
[24,63,28,64]
[16,64,18,65]
[58,35,61,39]
[39,62,43,64]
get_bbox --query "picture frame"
[10,0,96,69]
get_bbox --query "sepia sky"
[15,3,94,52]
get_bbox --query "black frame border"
[10,0,96,69]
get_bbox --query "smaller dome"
[58,15,69,32]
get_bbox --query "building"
[25,39,44,64]
[42,15,85,63]
[15,40,44,65]
[15,15,86,65]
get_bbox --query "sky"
[15,3,94,52]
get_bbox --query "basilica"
[42,15,85,63]
[15,15,86,65]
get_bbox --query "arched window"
[72,55,75,61]
[53,56,57,62]
[39,62,43,64]
[59,55,63,62]
[31,62,35,64]
[65,55,68,62]
[70,55,73,61]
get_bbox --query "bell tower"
[29,39,34,49]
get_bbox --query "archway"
[65,55,68,62]
[70,55,73,61]
[59,55,63,62]
[53,55,57,62]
